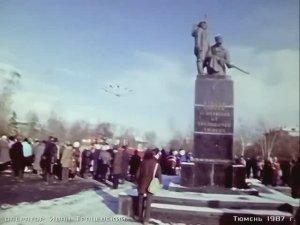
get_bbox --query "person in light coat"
[33,140,46,174]
[98,144,112,182]
[121,145,130,183]
[0,135,11,164]
[112,146,123,189]
[61,142,73,182]
[22,138,33,171]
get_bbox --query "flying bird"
[102,84,134,97]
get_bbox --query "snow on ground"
[0,188,141,225]
[0,175,185,225]
[247,178,300,208]
[2,175,296,225]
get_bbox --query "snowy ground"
[1,172,297,225]
[0,173,180,225]
[0,182,139,225]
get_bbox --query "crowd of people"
[1,135,299,193]
[0,135,193,187]
[234,155,300,198]
[1,134,300,224]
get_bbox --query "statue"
[192,20,250,77]
[192,20,210,75]
[205,35,232,76]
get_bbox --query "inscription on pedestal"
[194,77,234,161]
[195,105,233,134]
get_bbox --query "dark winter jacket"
[9,141,24,164]
[129,154,141,175]
[41,142,58,173]
[136,158,162,194]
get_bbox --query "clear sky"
[0,0,299,142]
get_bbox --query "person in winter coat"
[22,138,33,170]
[246,158,251,178]
[159,149,168,174]
[107,148,115,181]
[136,149,162,224]
[272,157,281,186]
[179,149,187,163]
[0,135,11,165]
[112,146,123,189]
[9,136,25,181]
[92,144,101,179]
[121,145,130,183]
[186,152,194,162]
[98,145,112,182]
[262,158,273,186]
[166,151,177,175]
[41,137,58,184]
[72,142,81,175]
[33,140,46,174]
[80,148,92,178]
[290,157,300,198]
[129,150,141,182]
[60,142,73,182]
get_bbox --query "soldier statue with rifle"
[192,18,249,77]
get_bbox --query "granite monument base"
[180,160,232,187]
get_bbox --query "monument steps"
[119,189,296,224]
[150,203,294,225]
[149,192,288,210]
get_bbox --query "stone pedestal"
[181,76,234,187]
[232,165,247,189]
[180,160,232,187]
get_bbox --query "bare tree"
[46,111,67,141]
[26,111,40,138]
[270,129,299,159]
[94,122,114,139]
[235,118,263,156]
[7,111,19,136]
[144,131,157,147]
[168,132,184,150]
[68,120,92,142]
[118,127,136,146]
[0,69,21,134]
